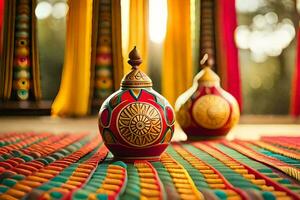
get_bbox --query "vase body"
[98,47,175,161]
[175,67,239,139]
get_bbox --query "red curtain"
[216,0,242,110]
[0,0,4,55]
[290,27,300,117]
[0,0,3,28]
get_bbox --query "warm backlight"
[149,0,168,43]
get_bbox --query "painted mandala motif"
[117,102,162,147]
[192,95,230,129]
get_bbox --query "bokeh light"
[236,0,266,13]
[51,2,69,19]
[35,1,68,20]
[265,12,278,24]
[250,75,262,89]
[35,2,52,19]
[235,12,295,63]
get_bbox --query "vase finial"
[128,46,142,69]
[200,53,214,68]
[121,46,152,88]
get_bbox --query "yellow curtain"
[162,0,192,106]
[51,0,93,117]
[124,0,149,73]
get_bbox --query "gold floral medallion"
[117,102,162,147]
[192,95,230,129]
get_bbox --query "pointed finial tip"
[200,54,209,66]
[200,53,214,67]
[128,46,142,69]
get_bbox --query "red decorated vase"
[175,62,240,140]
[98,47,175,161]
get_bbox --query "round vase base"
[187,135,226,141]
[113,155,161,163]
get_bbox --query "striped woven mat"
[0,132,299,200]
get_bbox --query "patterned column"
[90,0,123,109]
[13,0,32,100]
[199,0,216,67]
[93,0,114,99]
[1,0,41,101]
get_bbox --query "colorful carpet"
[0,133,299,200]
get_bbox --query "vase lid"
[121,47,153,88]
[195,54,220,85]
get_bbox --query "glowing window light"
[121,0,130,55]
[235,13,295,63]
[35,2,52,19]
[236,0,265,13]
[297,0,300,13]
[52,2,69,19]
[149,0,168,43]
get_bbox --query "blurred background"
[1,0,300,118]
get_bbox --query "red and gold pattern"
[98,47,175,161]
[117,102,162,147]
[176,61,240,139]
